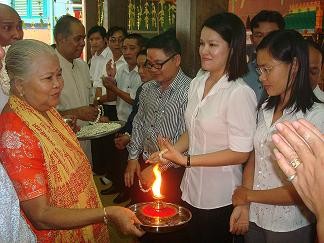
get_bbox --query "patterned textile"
[0,95,109,242]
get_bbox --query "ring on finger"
[287,173,297,182]
[289,158,301,169]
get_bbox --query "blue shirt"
[243,60,264,103]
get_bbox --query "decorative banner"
[128,0,176,34]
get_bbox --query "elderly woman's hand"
[105,206,145,237]
[272,119,324,218]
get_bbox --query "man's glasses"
[144,53,177,70]
[256,63,284,76]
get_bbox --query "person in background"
[272,119,324,242]
[231,30,323,243]
[110,49,152,204]
[97,26,128,118]
[0,3,23,111]
[114,49,152,150]
[54,15,99,164]
[154,13,256,243]
[0,39,144,242]
[243,10,285,102]
[0,42,36,243]
[100,33,145,203]
[307,39,324,102]
[87,25,114,119]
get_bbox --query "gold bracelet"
[103,207,109,225]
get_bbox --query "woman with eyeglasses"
[149,13,257,243]
[231,30,324,242]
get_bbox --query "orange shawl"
[9,95,109,242]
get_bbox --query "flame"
[152,164,163,199]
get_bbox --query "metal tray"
[77,121,125,141]
[128,202,192,233]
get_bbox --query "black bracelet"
[186,155,191,168]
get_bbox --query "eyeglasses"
[256,63,284,76]
[144,53,177,70]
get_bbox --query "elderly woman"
[0,39,144,242]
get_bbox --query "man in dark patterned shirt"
[125,33,191,206]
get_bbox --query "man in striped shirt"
[125,33,191,205]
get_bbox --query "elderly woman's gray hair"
[5,39,57,84]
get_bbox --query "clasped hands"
[229,186,251,235]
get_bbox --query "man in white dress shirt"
[54,15,99,163]
[0,4,23,111]
[307,39,324,102]
[88,25,118,120]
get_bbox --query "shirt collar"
[55,49,74,69]
[151,68,184,91]
[261,100,304,128]
[95,46,111,58]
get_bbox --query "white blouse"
[181,71,257,209]
[250,101,324,232]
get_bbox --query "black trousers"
[102,104,118,121]
[183,202,235,243]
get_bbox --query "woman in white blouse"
[152,13,257,243]
[231,30,324,242]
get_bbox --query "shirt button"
[162,110,164,113]
[258,170,262,174]
[256,184,260,188]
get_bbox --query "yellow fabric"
[9,95,109,242]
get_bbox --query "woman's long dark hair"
[257,30,321,113]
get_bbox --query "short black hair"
[306,39,323,64]
[53,15,82,41]
[250,10,285,32]
[202,12,248,81]
[107,26,128,39]
[146,33,181,56]
[87,25,106,39]
[124,33,146,49]
[257,30,321,113]
[137,49,147,57]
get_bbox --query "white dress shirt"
[115,63,142,121]
[314,85,324,102]
[250,101,324,232]
[181,71,257,209]
[90,47,114,105]
[90,46,113,88]
[55,50,93,162]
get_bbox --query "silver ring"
[287,173,297,182]
[290,158,301,169]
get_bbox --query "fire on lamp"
[128,164,192,233]
[152,164,163,199]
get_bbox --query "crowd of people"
[0,3,323,243]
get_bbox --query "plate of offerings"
[76,121,125,140]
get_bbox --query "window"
[13,0,48,24]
